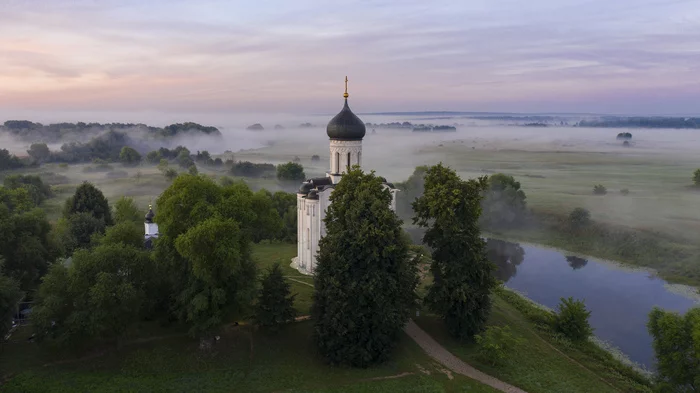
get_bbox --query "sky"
[1,0,699,116]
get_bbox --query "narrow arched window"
[347,152,351,170]
[358,151,361,166]
[307,228,310,249]
[335,152,340,173]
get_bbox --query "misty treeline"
[2,120,220,143]
[0,174,299,345]
[578,117,700,129]
[0,120,221,167]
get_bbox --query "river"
[485,238,699,369]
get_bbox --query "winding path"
[404,320,528,393]
[286,276,528,392]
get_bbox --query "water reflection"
[486,238,525,282]
[566,256,588,270]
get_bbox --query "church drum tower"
[291,78,398,275]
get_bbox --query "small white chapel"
[291,78,398,275]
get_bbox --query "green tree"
[63,182,113,225]
[155,175,262,337]
[27,143,51,163]
[65,212,107,252]
[174,217,257,337]
[413,163,495,339]
[480,173,527,229]
[593,184,607,195]
[188,165,198,176]
[32,244,157,346]
[97,221,144,248]
[568,207,591,229]
[555,297,593,341]
[3,174,52,206]
[113,196,142,224]
[146,150,161,164]
[255,263,296,332]
[276,162,305,181]
[312,168,418,367]
[164,168,178,181]
[271,191,297,242]
[119,146,142,166]
[0,260,23,339]
[648,307,700,391]
[0,208,54,292]
[694,169,700,187]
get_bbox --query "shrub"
[568,207,591,228]
[593,184,607,195]
[620,188,630,195]
[311,155,320,162]
[163,168,178,181]
[474,325,521,366]
[693,169,700,187]
[555,297,593,341]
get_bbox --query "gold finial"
[343,76,349,98]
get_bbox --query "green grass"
[2,320,498,393]
[415,288,652,393]
[252,242,314,315]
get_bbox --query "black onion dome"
[145,206,155,223]
[327,99,366,140]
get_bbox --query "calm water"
[486,238,699,369]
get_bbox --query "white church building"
[291,79,398,275]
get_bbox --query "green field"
[1,243,651,392]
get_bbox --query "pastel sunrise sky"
[1,0,699,116]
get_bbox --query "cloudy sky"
[1,0,699,116]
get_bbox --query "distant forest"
[0,121,222,168]
[577,117,700,129]
[1,121,220,143]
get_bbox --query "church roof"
[326,77,365,141]
[145,205,155,223]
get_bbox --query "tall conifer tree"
[312,168,418,367]
[413,163,496,339]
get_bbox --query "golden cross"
[343,76,349,98]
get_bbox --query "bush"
[474,325,522,366]
[311,155,320,162]
[620,188,630,195]
[693,169,700,187]
[568,207,591,228]
[555,297,593,341]
[593,184,607,195]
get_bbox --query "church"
[291,78,398,275]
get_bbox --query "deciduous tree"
[412,163,495,339]
[276,162,305,181]
[312,168,418,367]
[648,307,700,392]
